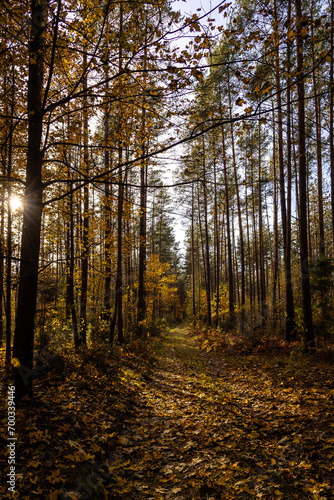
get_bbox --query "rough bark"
[274,0,295,340]
[295,0,315,351]
[221,125,234,322]
[79,50,89,347]
[13,0,48,401]
[202,141,212,327]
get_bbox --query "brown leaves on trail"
[1,328,333,499]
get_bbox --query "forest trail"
[1,327,333,499]
[104,327,334,499]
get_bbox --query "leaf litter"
[0,327,333,499]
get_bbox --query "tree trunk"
[13,0,48,401]
[274,0,295,340]
[69,184,79,351]
[285,0,296,340]
[213,153,220,327]
[79,50,89,347]
[137,62,148,336]
[191,183,196,319]
[330,0,334,249]
[272,102,278,314]
[103,56,112,323]
[295,0,315,351]
[110,1,125,345]
[202,141,212,327]
[221,125,234,322]
[0,194,4,347]
[227,77,245,324]
[245,159,253,312]
[311,25,324,257]
[5,80,14,361]
[258,116,266,323]
[137,153,147,335]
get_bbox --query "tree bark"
[69,184,79,351]
[5,76,14,361]
[79,50,89,347]
[221,125,234,322]
[110,0,125,345]
[227,77,245,324]
[191,183,196,319]
[295,0,315,351]
[202,140,212,327]
[103,55,112,324]
[285,0,296,340]
[213,152,220,327]
[311,0,324,257]
[258,116,266,323]
[330,0,334,250]
[13,0,48,401]
[136,39,148,336]
[274,0,295,340]
[271,102,278,313]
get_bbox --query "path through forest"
[1,326,333,499]
[105,327,334,499]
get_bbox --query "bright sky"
[175,0,220,16]
[162,1,229,255]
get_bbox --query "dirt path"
[3,326,332,499]
[103,327,334,499]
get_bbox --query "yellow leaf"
[236,97,246,106]
[11,358,21,368]
[47,470,62,484]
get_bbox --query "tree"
[13,0,49,401]
[295,0,315,351]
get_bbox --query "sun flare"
[10,196,23,211]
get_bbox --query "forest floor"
[1,326,334,499]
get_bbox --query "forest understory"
[1,326,334,500]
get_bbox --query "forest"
[0,0,334,498]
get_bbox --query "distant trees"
[179,0,334,350]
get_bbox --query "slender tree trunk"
[102,48,112,324]
[274,0,295,340]
[197,183,208,300]
[0,195,4,347]
[330,0,334,249]
[221,125,234,322]
[137,154,147,335]
[110,1,125,345]
[250,158,260,315]
[286,0,296,340]
[311,23,324,256]
[245,159,253,312]
[5,85,14,362]
[213,154,220,327]
[137,42,148,336]
[191,183,196,319]
[295,0,315,351]
[227,78,245,324]
[272,103,278,313]
[103,170,112,322]
[13,0,48,401]
[65,189,71,324]
[69,185,79,350]
[79,50,89,346]
[151,194,157,321]
[258,116,266,323]
[202,141,212,327]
